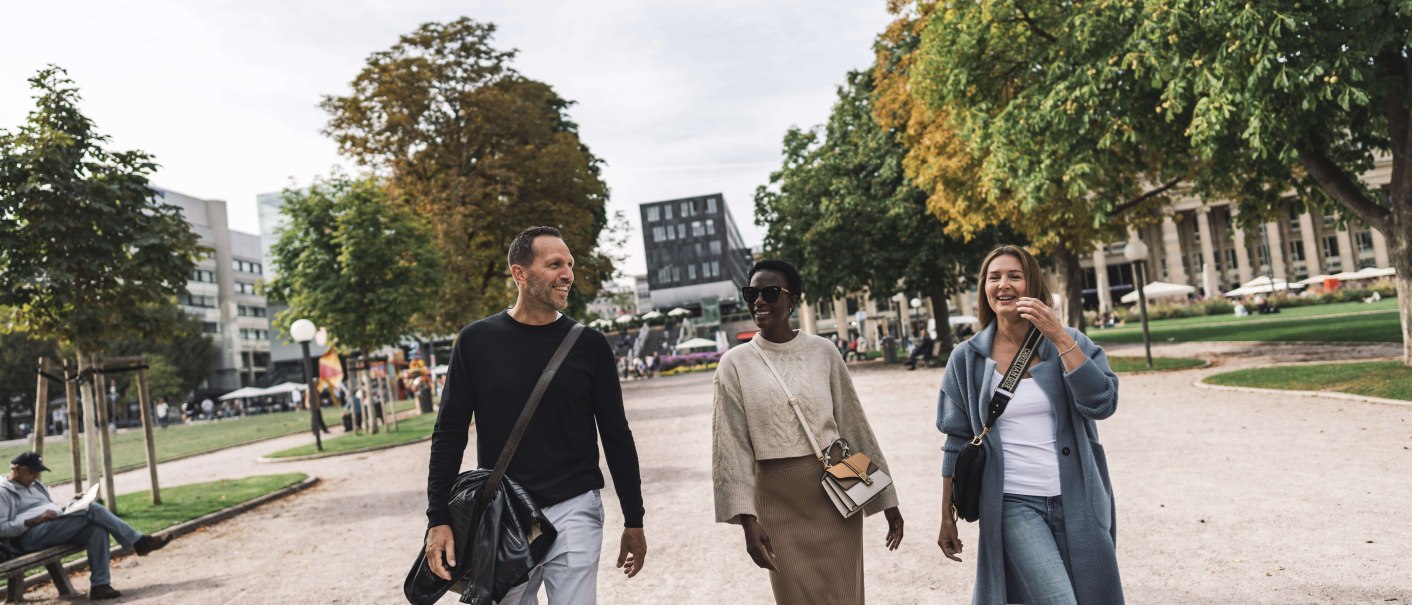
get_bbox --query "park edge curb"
[1194,377,1412,409]
[21,475,321,594]
[256,432,432,463]
[1112,358,1211,374]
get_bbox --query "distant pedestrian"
[200,398,214,421]
[155,399,169,429]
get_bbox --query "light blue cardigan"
[937,324,1124,604]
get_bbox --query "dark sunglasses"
[741,286,794,304]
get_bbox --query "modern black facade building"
[639,193,753,312]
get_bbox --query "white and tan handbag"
[750,341,893,518]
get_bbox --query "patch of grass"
[266,411,436,458]
[40,473,308,571]
[1204,361,1412,401]
[1108,356,1206,372]
[113,473,308,534]
[1090,304,1400,344]
[6,401,415,485]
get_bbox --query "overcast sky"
[0,1,893,276]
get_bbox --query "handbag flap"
[825,453,879,485]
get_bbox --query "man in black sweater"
[424,226,646,604]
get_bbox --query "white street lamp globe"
[290,319,317,343]
[1124,237,1149,263]
[909,297,922,309]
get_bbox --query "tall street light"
[1123,235,1154,368]
[290,318,322,451]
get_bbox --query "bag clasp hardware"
[969,425,990,447]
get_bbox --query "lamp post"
[290,319,322,451]
[1123,235,1154,368]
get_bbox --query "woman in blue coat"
[936,245,1123,604]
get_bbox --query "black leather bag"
[950,326,1042,523]
[404,323,584,605]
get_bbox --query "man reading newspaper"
[0,452,170,600]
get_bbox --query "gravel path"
[16,341,1411,604]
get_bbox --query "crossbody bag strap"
[477,322,586,509]
[972,326,1045,445]
[749,340,825,462]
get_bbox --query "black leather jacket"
[405,469,558,605]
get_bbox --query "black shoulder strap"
[983,326,1044,428]
[477,322,585,508]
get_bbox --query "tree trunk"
[1052,242,1087,332]
[1387,213,1412,365]
[928,288,955,359]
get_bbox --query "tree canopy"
[264,174,443,355]
[756,67,1002,352]
[0,66,203,354]
[321,17,615,330]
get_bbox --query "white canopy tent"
[217,386,265,401]
[1352,266,1396,280]
[674,337,717,351]
[640,310,664,320]
[1296,274,1334,286]
[1120,281,1197,304]
[615,314,638,325]
[259,382,308,396]
[668,307,692,318]
[1225,276,1301,298]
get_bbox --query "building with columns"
[1081,164,1395,312]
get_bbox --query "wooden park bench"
[1,544,83,602]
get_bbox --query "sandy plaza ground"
[15,339,1411,604]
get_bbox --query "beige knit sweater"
[712,332,900,524]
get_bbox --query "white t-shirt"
[992,370,1062,497]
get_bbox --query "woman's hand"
[883,506,904,550]
[741,515,778,571]
[938,519,963,562]
[1014,297,1068,344]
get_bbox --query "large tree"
[893,4,1187,329]
[756,68,1001,355]
[322,17,615,331]
[263,173,443,357]
[0,67,202,401]
[1125,1,1412,364]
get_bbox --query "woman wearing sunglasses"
[712,259,904,604]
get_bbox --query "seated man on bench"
[0,452,169,600]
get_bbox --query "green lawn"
[1204,361,1412,401]
[44,473,307,571]
[266,411,436,458]
[1108,356,1207,372]
[1090,299,1400,344]
[6,400,416,485]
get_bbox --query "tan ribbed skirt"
[755,455,864,605]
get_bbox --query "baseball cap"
[10,452,50,473]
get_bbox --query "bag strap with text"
[972,326,1045,446]
[477,322,585,509]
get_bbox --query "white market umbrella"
[1330,270,1364,281]
[1296,274,1334,286]
[259,382,307,396]
[640,310,664,320]
[615,314,638,324]
[589,318,614,330]
[1120,281,1197,304]
[947,315,979,326]
[668,307,692,317]
[1353,266,1396,279]
[218,386,265,401]
[675,337,718,350]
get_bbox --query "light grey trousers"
[497,489,605,605]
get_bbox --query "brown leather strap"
[477,322,585,509]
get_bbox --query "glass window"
[672,266,680,282]
[677,224,686,239]
[691,221,703,237]
[688,264,697,280]
[706,219,715,236]
[1355,231,1374,254]
[664,205,673,220]
[1321,235,1339,259]
[202,322,220,334]
[707,198,717,213]
[681,201,691,217]
[1288,240,1305,262]
[710,241,722,255]
[646,207,660,222]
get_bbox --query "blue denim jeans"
[1001,494,1077,605]
[17,503,143,587]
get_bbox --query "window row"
[654,261,721,285]
[235,281,257,295]
[644,198,720,223]
[190,269,216,283]
[233,259,263,275]
[239,328,270,341]
[185,294,217,308]
[238,305,267,318]
[651,219,716,243]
